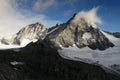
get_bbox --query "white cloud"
[0,0,60,38]
[0,0,18,19]
[33,0,57,11]
[72,7,102,25]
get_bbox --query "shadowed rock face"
[1,23,47,45]
[47,14,114,50]
[0,41,119,80]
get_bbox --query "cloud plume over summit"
[73,7,102,25]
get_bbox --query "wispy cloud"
[0,0,60,38]
[33,0,57,11]
[72,7,102,25]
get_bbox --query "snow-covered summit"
[1,22,47,45]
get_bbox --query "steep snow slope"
[101,31,120,46]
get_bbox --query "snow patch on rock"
[82,32,92,40]
[10,61,24,66]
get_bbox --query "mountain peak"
[1,22,47,45]
[66,12,98,29]
[29,22,44,27]
[67,13,77,23]
[46,13,114,50]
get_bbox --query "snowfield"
[59,46,120,66]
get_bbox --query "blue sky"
[0,0,120,37]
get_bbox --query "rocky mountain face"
[47,14,114,50]
[1,23,47,45]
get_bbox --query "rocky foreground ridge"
[0,41,119,80]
